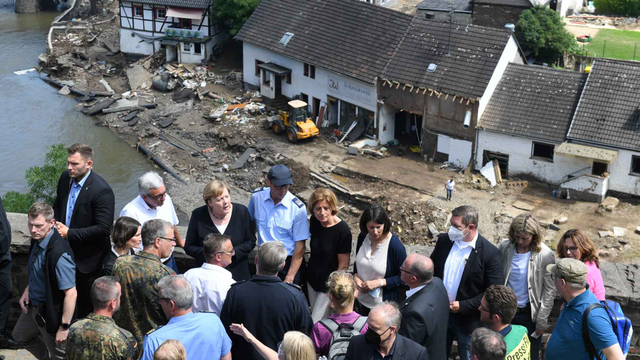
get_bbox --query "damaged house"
[119,0,227,63]
[476,59,640,201]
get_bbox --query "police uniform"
[248,187,310,282]
[141,312,231,360]
[112,251,175,346]
[220,275,313,360]
[66,313,138,360]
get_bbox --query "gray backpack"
[319,316,368,360]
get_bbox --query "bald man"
[399,254,449,360]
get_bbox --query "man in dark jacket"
[430,205,503,360]
[13,202,77,360]
[53,143,114,318]
[345,302,429,360]
[0,196,19,350]
[398,254,449,360]
[221,241,312,360]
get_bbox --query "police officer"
[67,276,138,360]
[248,164,310,284]
[220,241,313,360]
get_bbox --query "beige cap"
[546,258,588,284]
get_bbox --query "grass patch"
[581,29,640,61]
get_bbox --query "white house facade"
[119,0,227,63]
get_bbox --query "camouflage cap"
[546,258,588,284]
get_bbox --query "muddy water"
[0,4,155,214]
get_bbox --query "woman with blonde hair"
[499,213,555,360]
[305,188,352,322]
[229,326,315,360]
[556,229,605,301]
[310,271,368,356]
[185,180,256,280]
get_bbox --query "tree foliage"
[516,5,578,62]
[3,144,67,213]
[211,0,261,36]
[594,0,640,16]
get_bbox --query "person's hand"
[56,222,69,238]
[534,328,545,337]
[230,323,255,344]
[283,274,295,284]
[19,290,29,314]
[449,301,460,313]
[363,280,382,292]
[55,328,68,346]
[354,276,365,292]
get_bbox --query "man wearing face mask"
[430,205,503,360]
[345,301,429,360]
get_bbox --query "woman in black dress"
[102,216,141,275]
[305,188,352,322]
[185,180,256,281]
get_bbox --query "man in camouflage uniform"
[67,276,138,360]
[112,219,176,345]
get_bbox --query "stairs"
[262,94,290,111]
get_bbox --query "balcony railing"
[165,27,204,39]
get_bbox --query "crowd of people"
[0,143,626,360]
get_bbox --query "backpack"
[582,300,633,360]
[319,316,368,360]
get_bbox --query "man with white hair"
[345,302,429,360]
[120,171,183,272]
[141,275,231,360]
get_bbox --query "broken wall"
[559,174,608,202]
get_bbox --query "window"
[255,60,264,76]
[194,43,201,54]
[531,142,554,162]
[179,18,191,29]
[592,161,608,176]
[425,13,435,19]
[132,5,143,17]
[303,63,315,78]
[300,93,309,104]
[183,42,191,52]
[279,32,294,46]
[155,7,165,18]
[285,73,291,84]
[631,156,640,175]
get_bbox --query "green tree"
[211,0,261,36]
[516,5,578,62]
[3,144,67,213]
[594,0,640,16]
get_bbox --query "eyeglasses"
[217,249,236,256]
[566,246,579,253]
[159,237,176,243]
[478,305,490,313]
[148,192,167,200]
[159,297,173,304]
[399,266,415,277]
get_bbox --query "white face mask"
[448,226,468,241]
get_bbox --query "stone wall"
[14,0,39,13]
[472,4,528,29]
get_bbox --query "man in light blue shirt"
[248,164,310,284]
[65,169,91,228]
[142,275,231,360]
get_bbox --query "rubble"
[598,196,619,212]
[613,226,628,237]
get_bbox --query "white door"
[260,69,275,99]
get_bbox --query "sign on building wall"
[327,75,375,106]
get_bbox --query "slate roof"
[473,0,531,7]
[567,59,640,150]
[417,0,472,11]
[129,0,210,9]
[235,0,413,85]
[381,18,514,100]
[478,63,587,142]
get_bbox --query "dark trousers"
[446,315,471,360]
[277,255,305,285]
[0,251,11,331]
[512,310,542,360]
[76,270,101,319]
[354,299,371,316]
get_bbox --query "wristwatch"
[60,323,70,330]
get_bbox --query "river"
[0,3,156,214]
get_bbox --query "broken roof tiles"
[479,63,587,143]
[567,59,640,150]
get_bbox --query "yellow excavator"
[271,100,320,143]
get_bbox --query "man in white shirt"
[430,205,503,360]
[446,179,455,201]
[184,234,235,314]
[120,172,183,272]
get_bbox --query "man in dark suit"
[398,253,448,360]
[345,302,429,360]
[0,196,19,350]
[430,205,503,360]
[53,143,114,318]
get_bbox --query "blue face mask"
[448,226,468,241]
